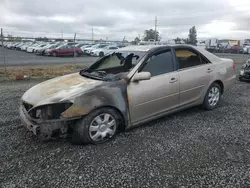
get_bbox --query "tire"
[71,108,121,145]
[202,83,221,110]
[99,51,104,57]
[238,77,244,82]
[52,52,58,57]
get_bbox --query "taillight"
[232,62,236,70]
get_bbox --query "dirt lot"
[1,65,250,187]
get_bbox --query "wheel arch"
[213,80,224,94]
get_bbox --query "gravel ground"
[1,70,250,187]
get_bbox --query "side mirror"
[132,72,151,82]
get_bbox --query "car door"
[127,48,179,125]
[64,45,72,56]
[58,45,67,56]
[69,45,76,56]
[174,47,216,107]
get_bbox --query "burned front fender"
[61,79,130,127]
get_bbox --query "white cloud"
[1,0,250,41]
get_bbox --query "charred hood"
[21,73,102,107]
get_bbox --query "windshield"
[80,51,146,81]
[49,44,60,49]
[56,44,65,49]
[90,44,100,48]
[97,44,108,48]
[75,43,85,48]
[84,45,93,48]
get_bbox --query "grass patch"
[0,64,88,81]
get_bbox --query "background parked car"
[36,43,61,55]
[26,43,41,53]
[230,45,242,53]
[46,44,83,57]
[90,46,119,57]
[15,43,26,50]
[74,43,88,48]
[84,44,109,55]
[21,43,34,51]
[80,44,95,54]
[239,59,250,81]
[243,45,250,54]
[33,44,48,53]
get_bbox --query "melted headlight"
[29,103,73,120]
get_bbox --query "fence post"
[1,28,7,77]
[73,33,76,67]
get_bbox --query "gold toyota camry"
[20,44,236,144]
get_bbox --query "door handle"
[207,68,213,73]
[169,77,178,83]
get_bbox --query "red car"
[230,45,242,53]
[46,45,83,57]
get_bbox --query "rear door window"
[175,48,210,70]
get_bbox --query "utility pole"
[61,30,63,39]
[73,33,76,67]
[92,27,94,43]
[1,28,7,77]
[154,16,157,42]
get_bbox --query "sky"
[1,0,250,41]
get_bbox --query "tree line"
[133,26,197,45]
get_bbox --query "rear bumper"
[19,105,73,140]
[224,75,236,92]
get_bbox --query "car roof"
[116,44,204,52]
[116,45,162,52]
[115,44,221,62]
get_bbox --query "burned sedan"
[20,44,236,144]
[239,59,250,81]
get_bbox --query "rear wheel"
[71,108,121,145]
[238,76,244,82]
[202,83,221,110]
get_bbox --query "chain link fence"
[0,29,130,80]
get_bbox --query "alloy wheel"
[89,113,117,142]
[208,87,220,106]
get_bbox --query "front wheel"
[202,83,221,110]
[52,52,58,57]
[71,108,121,145]
[99,51,104,57]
